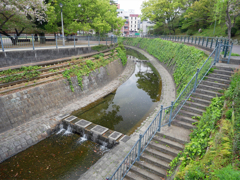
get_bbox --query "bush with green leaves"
[119,37,207,95]
[225,27,238,37]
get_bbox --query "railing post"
[55,35,58,49]
[98,36,100,45]
[194,68,200,92]
[31,34,35,50]
[206,37,209,47]
[0,34,4,52]
[137,134,142,161]
[198,37,201,45]
[168,102,174,127]
[202,37,205,46]
[215,38,218,48]
[74,35,76,48]
[227,43,233,64]
[88,36,90,47]
[210,38,213,49]
[217,43,222,63]
[158,105,163,132]
[214,44,219,65]
[195,37,197,44]
[184,36,186,43]
[188,36,190,43]
[191,37,193,43]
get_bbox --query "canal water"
[0,49,162,179]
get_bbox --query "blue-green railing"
[108,42,231,180]
[0,34,118,52]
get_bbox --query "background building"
[129,14,140,36]
[140,21,155,36]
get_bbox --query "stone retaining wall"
[0,47,95,68]
[0,59,125,133]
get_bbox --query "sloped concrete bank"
[0,58,135,162]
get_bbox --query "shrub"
[181,28,188,33]
[225,27,237,37]
[187,29,194,36]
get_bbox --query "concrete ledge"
[0,46,95,68]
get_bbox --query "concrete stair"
[124,64,234,179]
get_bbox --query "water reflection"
[73,55,162,135]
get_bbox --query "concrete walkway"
[79,46,176,180]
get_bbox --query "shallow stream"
[0,49,162,179]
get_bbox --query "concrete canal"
[0,49,162,179]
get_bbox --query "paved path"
[79,46,176,180]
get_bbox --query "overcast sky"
[117,0,145,14]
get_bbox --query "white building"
[129,14,141,35]
[140,21,155,36]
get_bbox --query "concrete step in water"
[156,132,188,145]
[214,65,235,72]
[182,105,205,115]
[198,84,223,92]
[191,92,216,101]
[135,161,166,178]
[179,109,202,119]
[195,88,223,97]
[201,80,228,89]
[145,147,174,163]
[148,141,179,157]
[128,164,164,180]
[175,115,198,124]
[213,69,234,76]
[189,97,211,106]
[185,101,206,110]
[152,136,184,151]
[171,120,196,130]
[204,76,230,85]
[141,153,170,170]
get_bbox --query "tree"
[0,0,48,44]
[182,0,215,30]
[215,0,240,40]
[46,0,125,36]
[141,0,184,35]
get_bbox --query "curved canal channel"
[0,49,162,179]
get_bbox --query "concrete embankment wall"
[0,59,125,133]
[0,47,95,68]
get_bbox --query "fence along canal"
[108,41,233,180]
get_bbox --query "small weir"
[0,49,162,179]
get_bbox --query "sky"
[117,0,145,14]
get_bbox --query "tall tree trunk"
[226,1,232,42]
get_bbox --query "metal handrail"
[108,40,231,180]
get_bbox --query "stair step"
[171,120,196,130]
[204,76,230,85]
[145,147,174,163]
[197,84,223,92]
[130,164,164,180]
[141,153,170,170]
[156,132,188,145]
[182,105,205,115]
[152,136,184,151]
[214,66,234,72]
[185,101,206,110]
[213,69,234,76]
[125,171,146,180]
[195,88,223,97]
[189,97,211,106]
[175,115,198,124]
[191,92,216,101]
[179,109,201,119]
[135,161,166,178]
[208,73,231,80]
[201,80,228,89]
[149,141,179,157]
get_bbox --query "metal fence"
[0,35,118,52]
[108,41,231,180]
